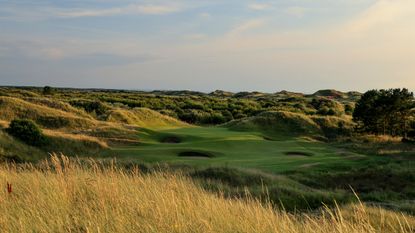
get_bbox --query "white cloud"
[227,19,266,36]
[199,12,212,19]
[2,0,415,91]
[343,0,415,34]
[284,7,307,18]
[248,3,272,11]
[58,4,181,18]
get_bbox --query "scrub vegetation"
[0,86,414,232]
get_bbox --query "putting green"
[108,126,368,173]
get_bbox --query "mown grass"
[109,126,367,173]
[0,155,413,233]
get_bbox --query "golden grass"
[41,130,109,156]
[43,130,109,149]
[23,97,92,119]
[0,155,413,233]
[107,108,188,129]
[0,120,8,128]
[357,134,403,143]
[0,96,96,129]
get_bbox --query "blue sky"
[0,0,414,93]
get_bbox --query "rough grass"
[226,111,354,139]
[0,130,44,162]
[226,111,321,136]
[0,155,413,233]
[0,96,96,129]
[43,130,109,156]
[107,108,188,129]
[23,97,92,119]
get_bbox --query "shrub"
[344,104,354,115]
[6,119,48,146]
[42,86,54,95]
[69,99,108,116]
[408,121,415,139]
[37,116,71,129]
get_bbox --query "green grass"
[107,126,368,173]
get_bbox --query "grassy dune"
[0,155,413,233]
[226,111,354,139]
[0,130,44,162]
[107,107,188,129]
[0,96,96,129]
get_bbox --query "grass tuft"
[0,155,413,233]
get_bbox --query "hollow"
[178,151,215,158]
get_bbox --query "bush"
[408,121,415,139]
[42,86,54,95]
[6,119,48,146]
[37,116,71,129]
[69,99,108,116]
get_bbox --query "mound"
[209,90,234,97]
[312,89,346,99]
[43,130,109,156]
[0,130,45,162]
[0,87,40,98]
[226,111,321,136]
[23,97,92,118]
[107,108,188,129]
[226,111,354,139]
[310,115,355,138]
[0,96,96,129]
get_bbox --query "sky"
[0,0,414,93]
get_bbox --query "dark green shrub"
[408,121,415,139]
[6,119,48,146]
[69,99,108,116]
[344,104,354,115]
[37,116,70,129]
[42,86,54,95]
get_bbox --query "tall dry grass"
[0,155,413,233]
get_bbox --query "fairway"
[109,126,367,173]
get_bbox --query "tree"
[408,121,415,139]
[353,89,414,137]
[6,119,48,146]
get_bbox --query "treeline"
[353,88,415,138]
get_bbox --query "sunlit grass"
[0,155,413,233]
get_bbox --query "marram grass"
[0,155,413,233]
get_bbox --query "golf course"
[110,126,367,173]
[0,86,413,232]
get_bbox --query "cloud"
[284,7,307,18]
[343,0,415,34]
[199,12,212,19]
[227,19,266,36]
[184,34,208,40]
[0,2,182,21]
[58,4,181,18]
[62,53,155,67]
[248,3,272,11]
